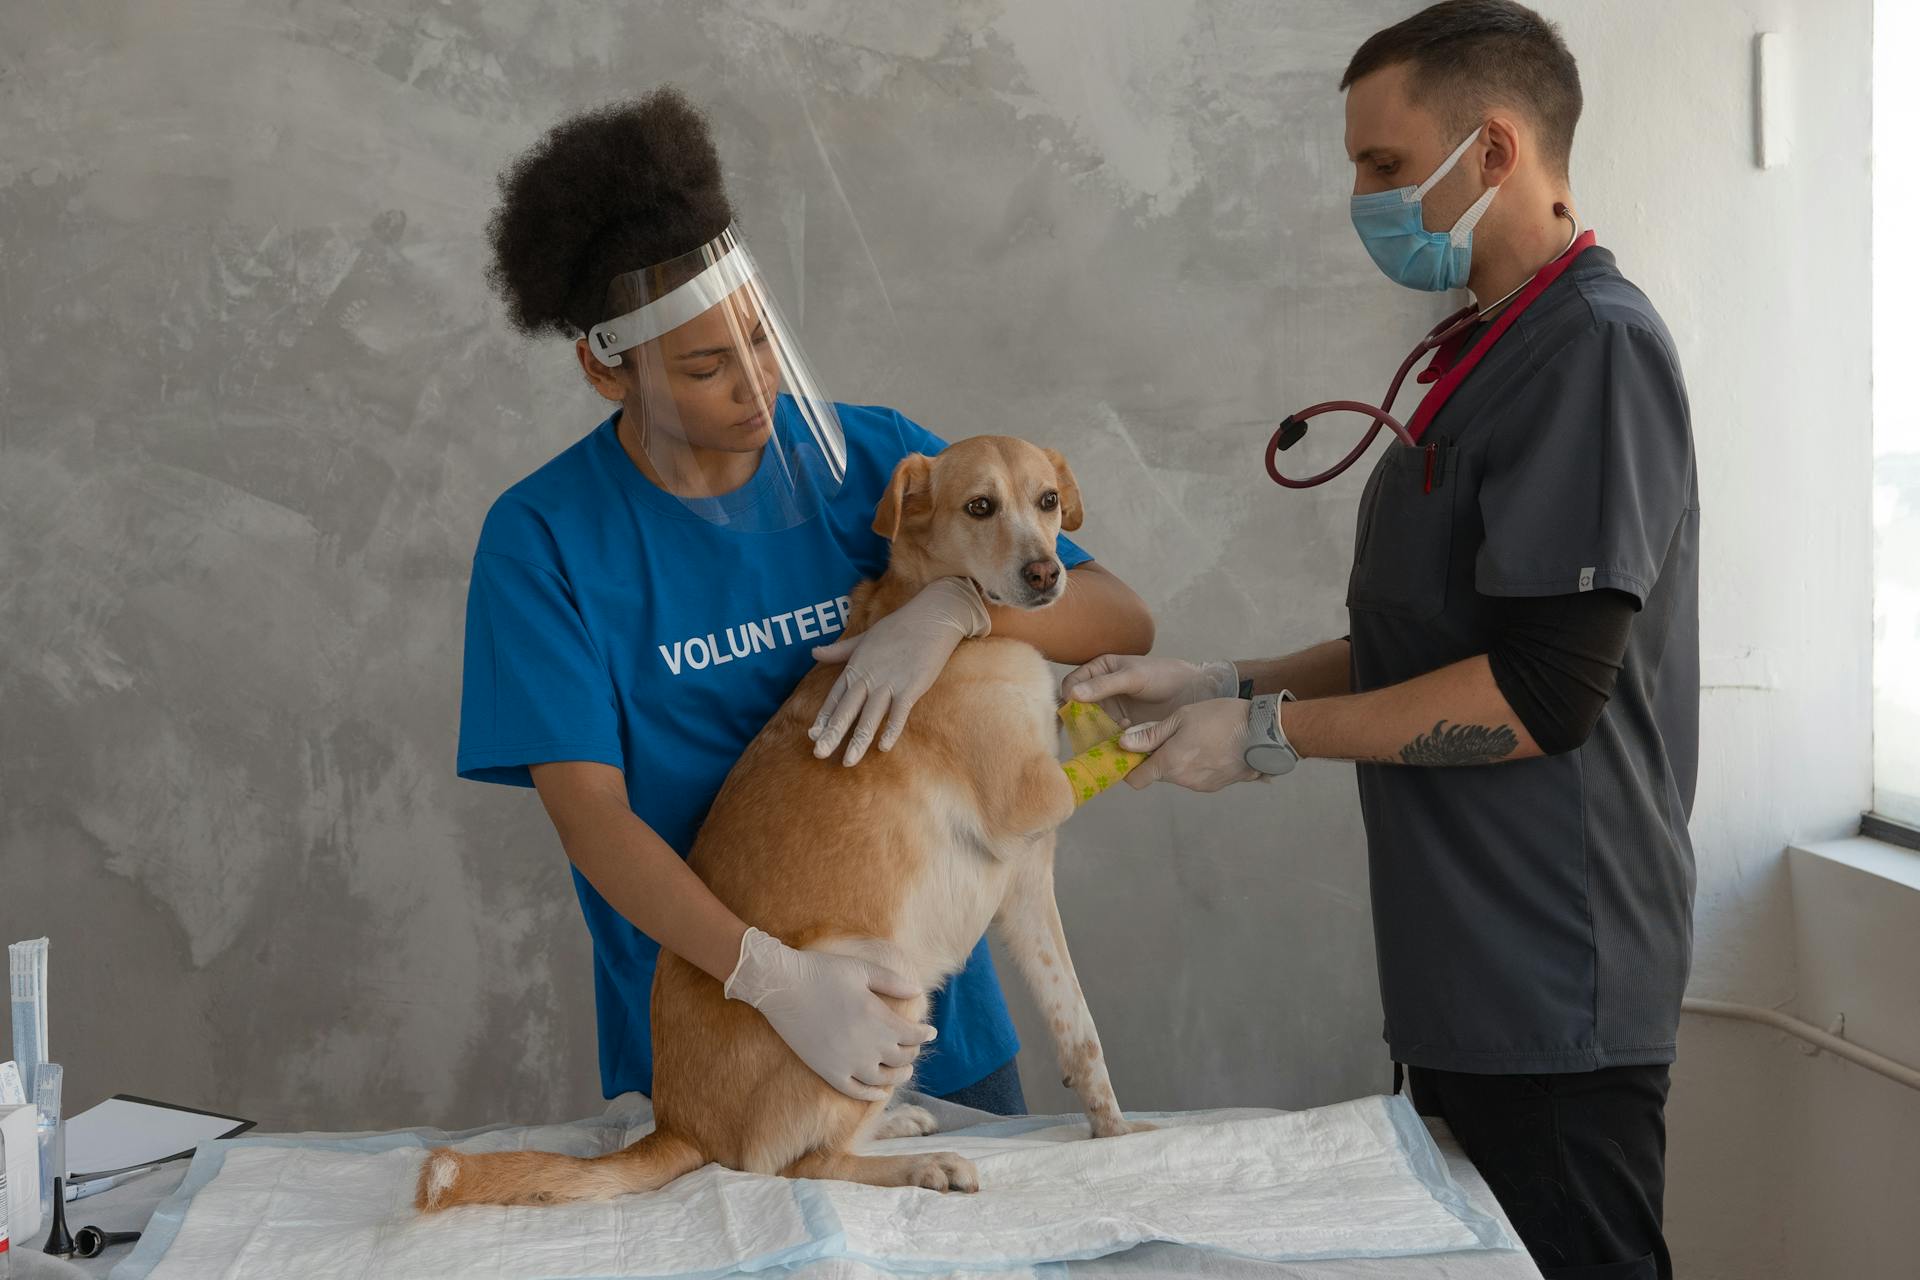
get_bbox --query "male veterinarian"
[1067,5,1697,1279]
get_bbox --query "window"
[1874,1,1920,831]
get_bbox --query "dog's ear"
[872,453,935,540]
[1040,448,1084,533]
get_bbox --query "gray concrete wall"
[0,0,1415,1132]
[0,4,1896,1274]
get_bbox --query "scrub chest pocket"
[1348,439,1459,622]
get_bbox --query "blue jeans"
[930,1058,1026,1116]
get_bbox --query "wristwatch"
[1242,691,1300,776]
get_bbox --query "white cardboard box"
[0,1102,42,1247]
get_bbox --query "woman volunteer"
[457,91,1153,1114]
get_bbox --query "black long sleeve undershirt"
[1484,589,1635,755]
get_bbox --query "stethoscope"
[1264,204,1585,490]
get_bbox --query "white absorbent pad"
[110,1094,1514,1279]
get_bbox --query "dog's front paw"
[1089,1113,1154,1139]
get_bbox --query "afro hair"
[487,88,735,339]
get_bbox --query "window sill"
[1802,831,1920,887]
[1784,836,1920,1074]
[1860,811,1920,853]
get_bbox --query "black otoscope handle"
[74,1224,144,1259]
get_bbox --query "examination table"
[22,1093,1541,1279]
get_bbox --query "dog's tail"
[414,1128,706,1212]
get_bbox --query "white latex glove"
[810,577,991,765]
[1061,655,1239,729]
[1119,698,1261,793]
[725,927,937,1101]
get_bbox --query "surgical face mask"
[1350,128,1499,292]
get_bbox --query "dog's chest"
[887,781,1025,987]
[893,651,1058,987]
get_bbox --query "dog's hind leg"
[994,851,1147,1139]
[770,1083,971,1189]
[782,1146,979,1192]
[415,1129,706,1211]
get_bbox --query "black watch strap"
[1238,676,1254,700]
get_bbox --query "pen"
[67,1165,164,1201]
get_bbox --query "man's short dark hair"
[1341,1,1582,177]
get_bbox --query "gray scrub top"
[1347,246,1699,1075]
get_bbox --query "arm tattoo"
[1398,719,1518,767]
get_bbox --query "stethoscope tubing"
[1267,213,1581,490]
[1263,305,1472,489]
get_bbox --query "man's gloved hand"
[1061,655,1239,729]
[1119,698,1261,793]
[809,577,991,765]
[724,927,936,1102]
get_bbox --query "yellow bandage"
[1058,699,1124,753]
[1058,702,1147,805]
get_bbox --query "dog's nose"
[1023,559,1060,592]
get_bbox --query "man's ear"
[1040,448,1084,533]
[1480,114,1521,187]
[872,454,935,540]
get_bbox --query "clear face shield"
[587,228,847,531]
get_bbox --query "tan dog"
[417,436,1140,1210]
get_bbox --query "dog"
[416,436,1140,1210]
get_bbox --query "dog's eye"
[1039,490,1059,512]
[966,496,996,519]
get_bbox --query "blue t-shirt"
[458,401,1091,1099]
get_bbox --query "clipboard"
[64,1093,256,1183]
